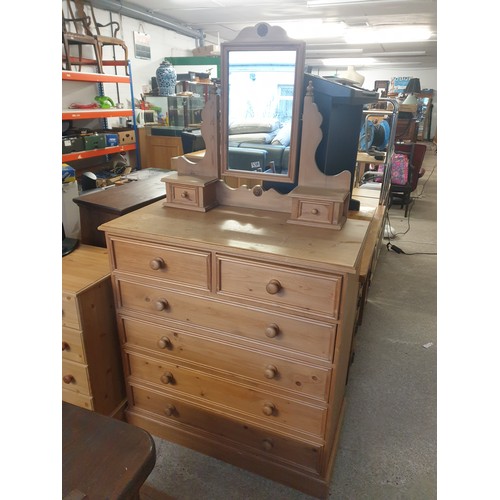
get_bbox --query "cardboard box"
[192,45,220,56]
[116,129,136,145]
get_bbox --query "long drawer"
[128,369,326,437]
[216,255,343,319]
[128,385,324,473]
[115,279,337,361]
[109,238,211,291]
[125,339,330,401]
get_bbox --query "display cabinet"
[146,94,205,128]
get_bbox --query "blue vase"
[156,58,177,96]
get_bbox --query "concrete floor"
[142,143,438,499]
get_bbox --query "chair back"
[64,0,94,36]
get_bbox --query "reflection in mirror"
[221,23,305,184]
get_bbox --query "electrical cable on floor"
[384,160,437,256]
[412,162,436,199]
[386,241,436,256]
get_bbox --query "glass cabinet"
[146,94,205,128]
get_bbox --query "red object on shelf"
[69,102,99,109]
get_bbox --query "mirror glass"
[221,24,305,184]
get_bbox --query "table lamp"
[403,78,421,105]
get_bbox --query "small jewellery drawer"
[163,176,218,212]
[294,200,336,224]
[171,185,199,206]
[62,327,85,363]
[122,318,331,401]
[110,238,211,290]
[128,388,323,473]
[62,293,80,329]
[116,280,336,361]
[216,256,343,319]
[62,359,91,395]
[128,368,326,437]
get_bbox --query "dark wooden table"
[73,169,172,248]
[62,402,156,500]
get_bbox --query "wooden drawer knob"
[150,257,165,270]
[157,336,172,349]
[266,279,281,295]
[62,341,70,351]
[154,299,169,311]
[63,374,75,384]
[180,191,189,198]
[160,372,174,384]
[164,404,176,416]
[262,439,273,451]
[262,402,276,416]
[265,323,279,338]
[264,365,278,379]
[311,208,319,215]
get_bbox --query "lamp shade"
[404,78,421,94]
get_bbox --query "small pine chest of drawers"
[62,245,126,417]
[100,201,370,498]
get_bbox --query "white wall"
[63,4,199,105]
[63,6,437,139]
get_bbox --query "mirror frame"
[220,23,306,184]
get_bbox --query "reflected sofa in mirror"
[221,23,305,184]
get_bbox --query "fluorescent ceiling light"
[307,0,367,5]
[306,48,363,54]
[345,26,432,44]
[279,19,346,39]
[321,57,375,66]
[364,51,426,57]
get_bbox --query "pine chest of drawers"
[62,245,126,417]
[100,201,370,498]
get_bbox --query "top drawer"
[110,238,211,291]
[62,293,80,329]
[217,255,343,319]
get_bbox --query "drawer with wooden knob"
[109,237,211,290]
[126,348,330,406]
[116,281,337,361]
[171,185,199,206]
[163,174,219,212]
[127,387,324,473]
[62,327,86,363]
[62,359,91,395]
[216,255,343,319]
[129,378,326,437]
[119,314,335,363]
[122,317,331,400]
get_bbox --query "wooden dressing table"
[98,23,386,498]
